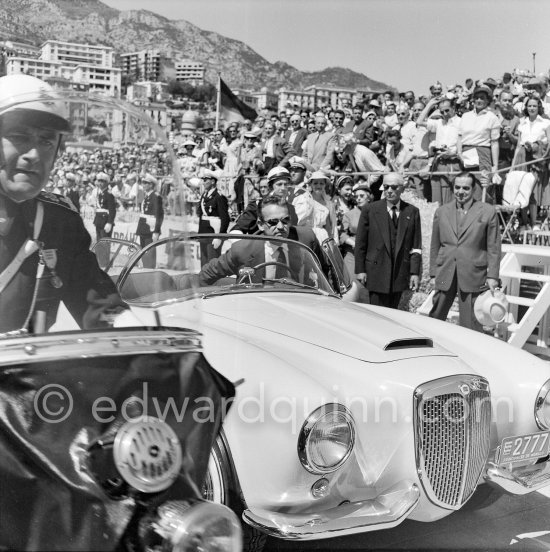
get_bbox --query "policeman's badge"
[40,248,63,288]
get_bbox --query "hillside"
[0,0,394,92]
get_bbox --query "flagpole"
[215,72,221,130]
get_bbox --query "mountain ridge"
[0,0,394,92]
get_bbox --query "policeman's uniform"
[198,186,230,265]
[136,190,164,248]
[0,192,121,334]
[136,188,164,269]
[93,188,116,240]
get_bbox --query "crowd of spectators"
[45,68,550,313]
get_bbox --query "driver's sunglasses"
[383,184,400,190]
[262,216,291,227]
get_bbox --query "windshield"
[117,233,335,305]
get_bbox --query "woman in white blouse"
[514,97,550,229]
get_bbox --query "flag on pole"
[218,76,257,124]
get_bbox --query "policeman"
[135,173,164,268]
[0,74,124,333]
[93,171,116,241]
[198,169,229,265]
[64,171,81,213]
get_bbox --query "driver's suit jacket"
[198,227,320,286]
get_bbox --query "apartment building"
[175,60,205,85]
[120,49,162,82]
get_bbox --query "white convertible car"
[109,233,550,552]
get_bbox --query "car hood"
[201,292,456,363]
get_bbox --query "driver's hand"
[212,238,222,249]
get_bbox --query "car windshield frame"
[117,233,339,307]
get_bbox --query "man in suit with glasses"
[198,195,320,286]
[355,172,422,308]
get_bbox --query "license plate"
[499,431,550,464]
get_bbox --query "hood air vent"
[384,338,433,351]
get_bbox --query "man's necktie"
[275,247,288,278]
[391,205,398,228]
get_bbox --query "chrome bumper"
[485,461,550,495]
[242,481,419,541]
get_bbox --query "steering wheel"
[237,262,295,284]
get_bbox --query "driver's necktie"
[275,247,288,278]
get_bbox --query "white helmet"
[0,74,71,132]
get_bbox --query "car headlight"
[535,379,550,430]
[147,500,242,552]
[298,403,355,474]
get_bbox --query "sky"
[102,0,550,95]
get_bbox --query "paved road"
[264,489,550,551]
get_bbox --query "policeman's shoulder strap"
[37,191,78,213]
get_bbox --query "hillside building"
[278,84,386,112]
[233,89,259,110]
[4,39,121,96]
[251,87,278,112]
[175,60,205,85]
[120,49,162,82]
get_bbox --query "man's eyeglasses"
[382,184,401,191]
[262,216,291,227]
[440,108,451,114]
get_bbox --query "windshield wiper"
[262,278,330,294]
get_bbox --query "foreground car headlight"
[146,500,242,552]
[535,380,550,430]
[298,403,355,474]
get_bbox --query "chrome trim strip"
[0,329,202,366]
[297,403,355,475]
[242,482,419,540]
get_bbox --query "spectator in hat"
[234,130,263,214]
[457,84,501,202]
[286,156,315,227]
[354,172,422,309]
[309,171,338,242]
[232,167,298,234]
[198,169,230,264]
[178,139,199,177]
[340,181,372,302]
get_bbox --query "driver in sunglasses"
[198,195,321,286]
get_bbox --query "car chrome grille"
[414,376,491,509]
